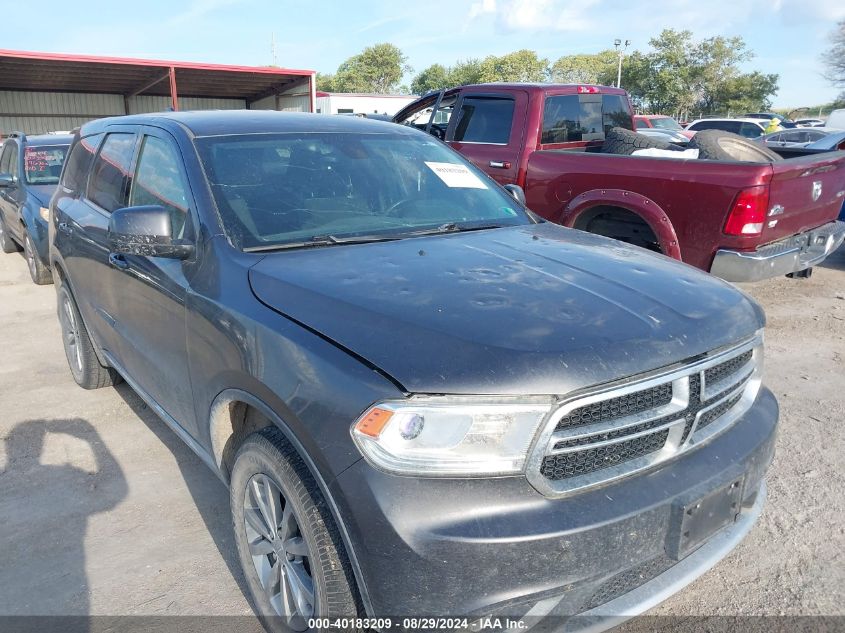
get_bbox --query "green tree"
[332,43,412,94]
[411,64,450,95]
[448,58,485,85]
[315,73,336,92]
[478,50,549,83]
[550,51,617,85]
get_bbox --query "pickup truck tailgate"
[762,151,845,243]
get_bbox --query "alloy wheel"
[25,235,37,279]
[61,294,83,372]
[243,473,315,630]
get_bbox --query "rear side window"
[690,121,741,134]
[130,136,190,239]
[739,123,762,138]
[0,142,19,180]
[453,97,514,144]
[541,94,633,144]
[61,134,103,193]
[88,133,136,213]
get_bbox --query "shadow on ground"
[112,383,251,603]
[0,418,128,630]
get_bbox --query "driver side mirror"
[0,173,15,188]
[108,205,194,259]
[503,184,526,206]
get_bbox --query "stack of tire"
[602,127,782,163]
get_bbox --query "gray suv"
[49,110,777,632]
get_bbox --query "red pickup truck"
[394,84,845,281]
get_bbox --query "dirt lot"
[0,245,843,626]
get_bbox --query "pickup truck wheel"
[57,285,121,389]
[24,231,52,285]
[231,427,360,632]
[689,130,782,162]
[601,127,682,155]
[0,216,20,253]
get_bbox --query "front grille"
[554,383,673,431]
[527,339,761,497]
[542,429,670,480]
[583,556,675,610]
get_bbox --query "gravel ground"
[0,244,842,628]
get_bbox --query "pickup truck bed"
[394,84,845,281]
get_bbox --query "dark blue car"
[0,132,72,284]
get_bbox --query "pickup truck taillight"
[724,186,769,236]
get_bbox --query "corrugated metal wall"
[1,87,311,135]
[0,90,123,134]
[126,95,245,114]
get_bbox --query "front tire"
[57,284,120,389]
[230,427,360,633]
[24,231,52,285]
[0,216,19,253]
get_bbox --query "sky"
[3,0,843,109]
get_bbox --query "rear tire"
[601,127,683,155]
[0,216,19,253]
[689,130,782,162]
[57,284,120,389]
[230,427,361,633]
[24,231,52,285]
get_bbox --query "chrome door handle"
[489,160,512,169]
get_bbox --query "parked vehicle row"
[394,83,845,282]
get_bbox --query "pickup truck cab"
[394,84,845,282]
[50,111,777,631]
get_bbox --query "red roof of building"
[0,49,314,102]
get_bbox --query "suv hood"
[28,184,58,208]
[248,224,763,395]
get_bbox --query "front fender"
[561,189,682,261]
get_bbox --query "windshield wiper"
[243,233,402,253]
[402,222,505,237]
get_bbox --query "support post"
[169,66,179,111]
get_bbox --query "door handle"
[108,252,129,270]
[58,222,73,235]
[489,160,512,169]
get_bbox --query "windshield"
[25,145,68,185]
[195,132,529,250]
[650,117,683,131]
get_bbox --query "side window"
[739,123,761,138]
[129,135,191,239]
[1,142,19,180]
[454,97,514,144]
[635,119,649,129]
[87,133,137,213]
[767,133,782,143]
[60,133,103,193]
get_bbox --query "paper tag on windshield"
[424,162,487,189]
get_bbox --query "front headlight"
[351,397,554,476]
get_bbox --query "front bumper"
[710,220,845,282]
[331,387,778,623]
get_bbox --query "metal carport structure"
[0,49,316,135]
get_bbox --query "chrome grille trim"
[525,335,763,498]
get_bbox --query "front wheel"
[0,216,19,254]
[24,231,52,285]
[230,427,360,633]
[57,284,120,389]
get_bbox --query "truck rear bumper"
[710,220,845,282]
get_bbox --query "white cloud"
[468,0,599,32]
